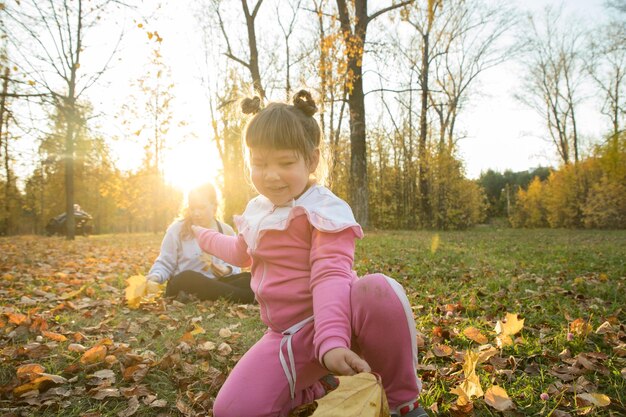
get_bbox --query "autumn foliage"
[510,133,626,229]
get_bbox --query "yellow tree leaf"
[484,385,514,411]
[577,393,611,407]
[494,313,524,337]
[312,373,390,417]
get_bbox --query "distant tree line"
[0,0,624,235]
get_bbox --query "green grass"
[0,229,625,416]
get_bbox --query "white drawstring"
[279,315,314,399]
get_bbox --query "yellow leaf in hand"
[312,373,389,417]
[125,275,147,309]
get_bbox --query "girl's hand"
[322,347,371,376]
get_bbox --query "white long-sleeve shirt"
[148,220,241,283]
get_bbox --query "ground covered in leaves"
[1,229,625,416]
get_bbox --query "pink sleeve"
[309,227,359,363]
[192,225,252,268]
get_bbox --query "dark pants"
[165,270,255,303]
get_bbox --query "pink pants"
[212,274,421,417]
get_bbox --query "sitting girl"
[146,183,255,304]
[193,91,425,417]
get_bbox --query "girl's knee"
[352,273,399,301]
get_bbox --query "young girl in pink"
[193,90,426,417]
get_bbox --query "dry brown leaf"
[311,373,389,417]
[117,395,140,417]
[577,393,611,407]
[122,364,149,382]
[463,326,488,344]
[484,385,514,411]
[433,343,454,357]
[90,387,121,400]
[217,342,232,356]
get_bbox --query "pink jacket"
[193,185,363,362]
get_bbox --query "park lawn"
[0,228,624,416]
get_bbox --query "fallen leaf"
[577,393,611,407]
[433,344,454,357]
[117,395,140,417]
[217,342,232,356]
[80,345,107,365]
[570,318,592,337]
[450,372,483,404]
[484,385,514,411]
[41,330,67,342]
[190,323,205,335]
[16,363,45,381]
[463,327,488,344]
[13,373,67,397]
[495,313,524,337]
[219,327,232,338]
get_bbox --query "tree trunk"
[418,29,431,227]
[0,68,9,235]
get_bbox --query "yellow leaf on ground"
[190,323,205,335]
[13,373,67,397]
[42,330,68,342]
[484,385,514,411]
[495,313,524,337]
[59,285,86,300]
[80,344,107,365]
[463,327,488,344]
[430,234,440,253]
[577,393,611,407]
[311,373,389,417]
[462,350,480,377]
[451,372,483,404]
[570,318,592,336]
[16,363,45,381]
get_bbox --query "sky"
[10,0,614,190]
[456,0,610,178]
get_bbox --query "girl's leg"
[165,270,255,303]
[213,324,327,417]
[350,273,422,414]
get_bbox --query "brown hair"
[242,90,322,168]
[178,183,218,240]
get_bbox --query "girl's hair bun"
[241,96,261,115]
[292,90,317,117]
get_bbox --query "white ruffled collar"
[234,185,363,251]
